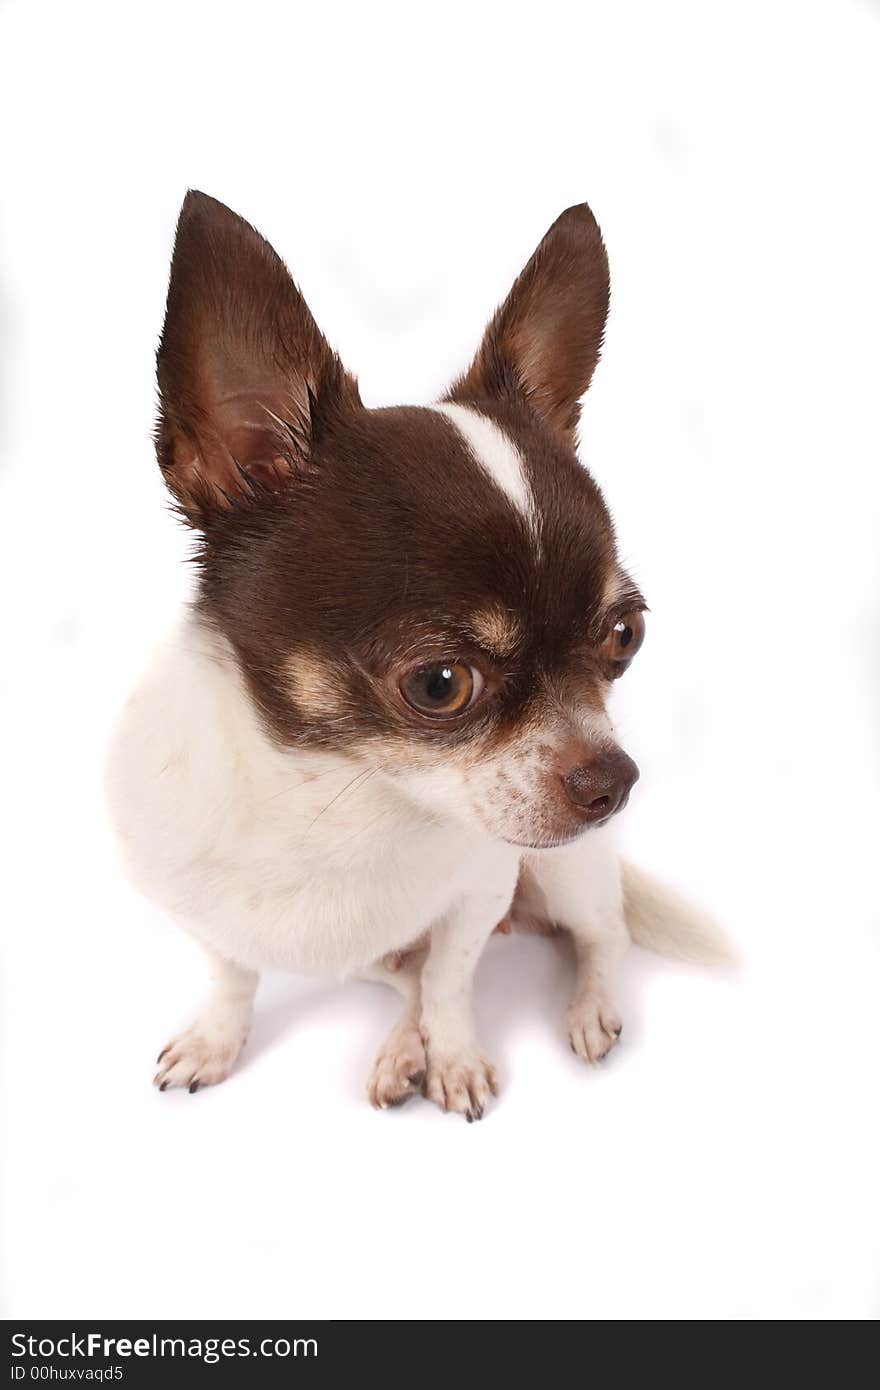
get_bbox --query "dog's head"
[156,192,645,848]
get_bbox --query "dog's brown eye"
[603,610,646,675]
[399,661,483,719]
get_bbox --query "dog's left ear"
[447,204,610,445]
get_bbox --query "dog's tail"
[621,860,739,966]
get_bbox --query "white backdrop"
[1,0,879,1321]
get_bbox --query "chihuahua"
[106,192,726,1120]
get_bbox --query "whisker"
[335,803,395,853]
[261,760,356,805]
[305,764,380,834]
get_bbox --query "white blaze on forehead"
[433,402,533,524]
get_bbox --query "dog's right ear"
[156,191,359,522]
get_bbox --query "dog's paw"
[424,1049,499,1122]
[154,1018,248,1093]
[368,1022,426,1110]
[567,996,623,1064]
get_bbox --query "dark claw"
[157,1047,170,1064]
[465,1111,474,1124]
[408,1070,425,1090]
[189,1079,200,1094]
[613,1025,623,1038]
[159,1080,169,1092]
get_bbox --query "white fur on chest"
[105,617,519,975]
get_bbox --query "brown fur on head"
[155,192,645,848]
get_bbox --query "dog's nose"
[560,748,640,824]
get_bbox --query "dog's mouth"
[503,821,598,852]
[501,786,635,851]
[503,831,586,851]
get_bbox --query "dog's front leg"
[362,943,428,1110]
[419,871,517,1122]
[524,829,629,1063]
[154,949,258,1092]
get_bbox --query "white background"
[1,0,879,1321]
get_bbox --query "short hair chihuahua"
[107,192,727,1120]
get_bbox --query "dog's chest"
[106,626,504,975]
[173,797,483,974]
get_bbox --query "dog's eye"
[602,610,646,676]
[399,661,484,719]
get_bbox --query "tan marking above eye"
[602,569,634,608]
[469,603,521,657]
[601,610,646,675]
[286,647,347,719]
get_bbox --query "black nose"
[561,749,639,824]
